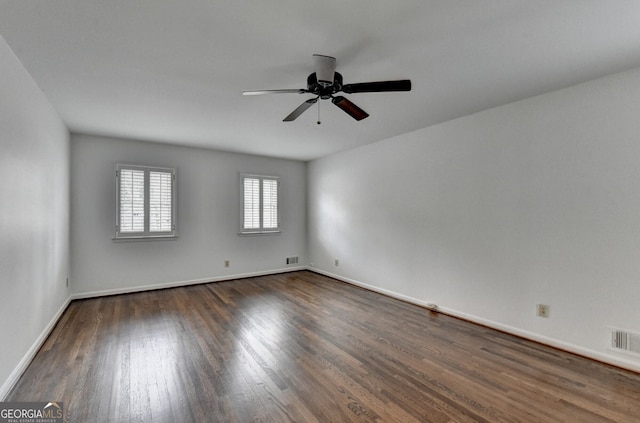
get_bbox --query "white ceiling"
[2,1,640,161]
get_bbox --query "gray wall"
[308,67,640,371]
[70,134,307,296]
[0,36,70,398]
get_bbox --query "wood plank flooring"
[7,271,640,422]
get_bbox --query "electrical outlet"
[224,260,230,268]
[334,259,339,267]
[537,304,550,318]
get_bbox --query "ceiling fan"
[242,54,411,122]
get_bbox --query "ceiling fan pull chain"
[317,100,321,125]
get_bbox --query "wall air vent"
[610,328,640,356]
[286,256,299,265]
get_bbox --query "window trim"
[115,164,177,241]
[239,173,281,235]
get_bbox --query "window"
[241,174,280,234]
[115,164,176,240]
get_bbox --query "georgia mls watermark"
[0,402,63,423]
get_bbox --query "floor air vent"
[610,329,640,356]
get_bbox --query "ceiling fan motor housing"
[307,72,343,99]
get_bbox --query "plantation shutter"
[119,169,145,233]
[241,174,279,233]
[116,165,176,239]
[262,179,278,229]
[243,177,261,229]
[149,171,173,232]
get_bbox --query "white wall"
[308,67,640,371]
[0,37,70,398]
[71,134,306,296]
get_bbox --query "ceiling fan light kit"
[243,54,411,122]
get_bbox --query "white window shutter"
[243,177,260,229]
[149,171,173,232]
[241,174,279,233]
[119,169,145,233]
[262,179,278,229]
[116,164,176,239]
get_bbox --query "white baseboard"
[309,267,640,374]
[1,296,72,401]
[71,266,307,300]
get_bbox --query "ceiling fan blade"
[342,79,411,94]
[313,54,336,87]
[242,89,305,96]
[331,96,369,121]
[283,98,318,122]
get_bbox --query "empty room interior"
[2,1,640,422]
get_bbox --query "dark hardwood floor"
[7,271,640,422]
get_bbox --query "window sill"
[238,230,281,236]
[112,235,178,243]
